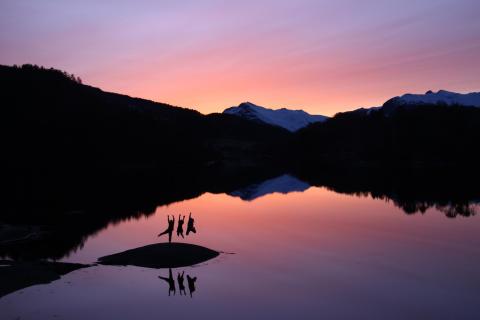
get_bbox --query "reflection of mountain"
[0,168,283,260]
[229,174,310,201]
[298,168,480,219]
[2,168,479,261]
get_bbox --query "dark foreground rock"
[0,260,89,298]
[98,242,219,269]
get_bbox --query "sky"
[1,0,479,115]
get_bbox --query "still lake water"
[2,178,480,319]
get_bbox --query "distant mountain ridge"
[223,102,328,132]
[393,90,480,107]
[350,90,480,117]
[295,89,480,168]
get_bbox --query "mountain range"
[2,64,480,171]
[391,89,480,107]
[222,90,480,132]
[351,90,480,117]
[294,88,480,168]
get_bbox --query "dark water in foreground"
[1,177,480,319]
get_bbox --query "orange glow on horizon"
[2,1,479,116]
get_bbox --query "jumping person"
[186,212,197,236]
[158,215,175,243]
[177,214,185,238]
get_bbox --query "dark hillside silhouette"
[294,102,480,168]
[295,167,480,218]
[0,64,290,171]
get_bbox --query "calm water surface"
[2,185,480,319]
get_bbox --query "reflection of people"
[186,212,197,236]
[158,270,198,297]
[177,215,185,238]
[158,268,176,296]
[187,275,197,298]
[158,215,175,243]
[177,271,186,295]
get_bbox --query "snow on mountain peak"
[223,102,328,132]
[396,90,480,107]
[229,174,310,201]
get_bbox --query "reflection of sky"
[2,187,480,319]
[1,0,479,115]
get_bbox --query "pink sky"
[1,0,479,115]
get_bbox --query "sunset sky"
[1,0,479,115]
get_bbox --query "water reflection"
[0,260,89,298]
[158,269,197,297]
[177,271,186,295]
[2,172,480,319]
[187,274,197,298]
[229,174,310,201]
[1,169,479,262]
[298,168,480,217]
[158,268,176,296]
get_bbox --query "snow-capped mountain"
[223,102,328,132]
[349,90,480,117]
[229,174,310,201]
[393,90,480,107]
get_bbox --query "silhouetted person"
[177,215,185,238]
[186,212,196,236]
[158,268,176,296]
[187,275,197,298]
[158,215,175,243]
[177,271,186,296]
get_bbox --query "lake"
[1,174,480,319]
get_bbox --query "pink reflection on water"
[64,186,480,267]
[4,186,480,319]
